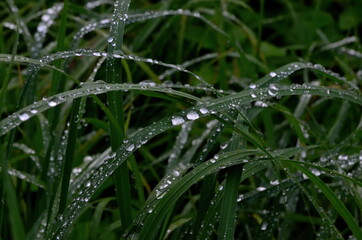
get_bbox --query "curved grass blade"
[0,82,359,239]
[219,115,245,240]
[106,0,133,231]
[1,83,361,138]
[288,163,362,239]
[255,62,358,90]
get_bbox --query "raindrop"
[83,156,92,163]
[171,116,185,126]
[254,101,268,107]
[261,222,268,230]
[268,90,277,97]
[220,142,228,149]
[251,93,257,98]
[126,144,135,152]
[19,113,30,121]
[270,180,280,185]
[269,72,277,77]
[48,100,58,107]
[257,186,266,191]
[172,170,180,177]
[186,111,199,120]
[249,83,257,89]
[199,107,209,114]
[311,169,321,176]
[139,80,156,87]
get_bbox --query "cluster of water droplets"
[32,3,63,57]
[85,0,113,9]
[171,106,211,127]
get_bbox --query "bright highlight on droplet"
[199,108,209,114]
[171,116,185,126]
[186,111,199,120]
[19,113,30,121]
[48,101,58,107]
[269,72,277,77]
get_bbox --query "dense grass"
[1,0,362,239]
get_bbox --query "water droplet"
[270,180,279,185]
[269,72,277,77]
[311,169,321,176]
[171,116,185,126]
[186,111,199,120]
[172,170,180,177]
[254,101,268,107]
[107,37,114,43]
[220,142,228,149]
[261,222,268,230]
[48,101,58,107]
[251,93,257,98]
[126,144,135,152]
[249,83,256,89]
[19,113,30,121]
[199,107,209,114]
[268,90,277,97]
[139,80,156,87]
[257,186,266,191]
[83,156,92,163]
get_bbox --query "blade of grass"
[219,116,245,240]
[106,0,133,231]
[58,98,81,214]
[289,162,362,239]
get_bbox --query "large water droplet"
[249,83,257,89]
[48,101,58,107]
[171,116,185,126]
[199,107,209,114]
[269,72,277,77]
[186,111,199,120]
[126,144,135,152]
[19,113,30,121]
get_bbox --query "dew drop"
[249,83,256,89]
[257,186,266,191]
[19,113,30,121]
[199,107,209,114]
[140,80,156,87]
[171,116,185,126]
[172,170,180,177]
[261,222,268,230]
[270,180,279,185]
[186,111,199,120]
[269,72,277,77]
[48,101,58,107]
[126,144,135,152]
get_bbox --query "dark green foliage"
[0,0,361,240]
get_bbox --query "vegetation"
[0,0,361,239]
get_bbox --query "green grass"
[1,0,362,240]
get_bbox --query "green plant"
[1,0,361,239]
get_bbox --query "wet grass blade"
[106,0,133,231]
[290,163,362,239]
[58,98,81,214]
[219,117,244,240]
